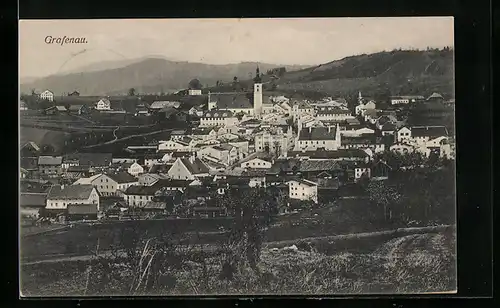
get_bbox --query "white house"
[157,138,193,152]
[340,127,375,137]
[188,89,202,96]
[355,100,376,116]
[40,90,54,102]
[200,110,239,127]
[294,125,341,152]
[287,179,318,203]
[96,98,111,111]
[240,157,272,169]
[316,108,354,122]
[46,184,100,211]
[396,127,412,143]
[73,173,115,196]
[410,126,449,146]
[167,156,210,180]
[197,144,239,166]
[137,173,168,186]
[390,95,425,105]
[128,162,145,176]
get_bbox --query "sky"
[19,17,454,78]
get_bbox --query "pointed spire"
[254,66,262,83]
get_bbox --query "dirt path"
[81,128,172,149]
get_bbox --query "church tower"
[358,91,363,104]
[253,67,263,118]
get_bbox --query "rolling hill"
[20,59,310,96]
[271,49,454,98]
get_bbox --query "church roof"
[210,93,253,109]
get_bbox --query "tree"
[217,188,279,277]
[366,180,402,222]
[128,88,136,96]
[188,78,202,90]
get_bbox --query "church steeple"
[253,66,262,83]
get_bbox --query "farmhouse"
[287,179,318,203]
[241,157,273,169]
[96,98,111,111]
[46,184,100,211]
[38,156,63,175]
[167,156,210,180]
[40,90,54,102]
[128,162,145,176]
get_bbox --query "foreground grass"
[20,231,456,296]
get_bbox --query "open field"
[20,198,445,262]
[20,229,456,296]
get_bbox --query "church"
[207,67,264,118]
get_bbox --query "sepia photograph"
[19,17,456,296]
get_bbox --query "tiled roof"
[341,136,379,145]
[202,110,235,118]
[213,144,234,151]
[75,153,112,167]
[21,141,41,152]
[299,160,343,172]
[124,183,162,196]
[150,101,180,109]
[268,159,301,174]
[317,108,351,115]
[427,92,444,100]
[67,204,97,215]
[289,149,369,159]
[298,127,337,141]
[47,184,95,200]
[68,105,83,111]
[19,193,46,207]
[411,126,449,138]
[191,128,215,135]
[141,201,167,210]
[55,106,67,111]
[66,166,90,172]
[180,158,210,175]
[210,93,253,109]
[38,156,63,166]
[107,172,137,184]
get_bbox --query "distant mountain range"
[20,58,310,96]
[20,49,454,98]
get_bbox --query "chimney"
[189,152,196,164]
[328,126,331,133]
[308,126,312,133]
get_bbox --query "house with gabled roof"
[167,156,210,180]
[96,98,111,111]
[294,125,341,151]
[287,179,318,203]
[38,156,63,175]
[197,144,239,166]
[20,141,41,158]
[40,90,54,102]
[46,184,100,211]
